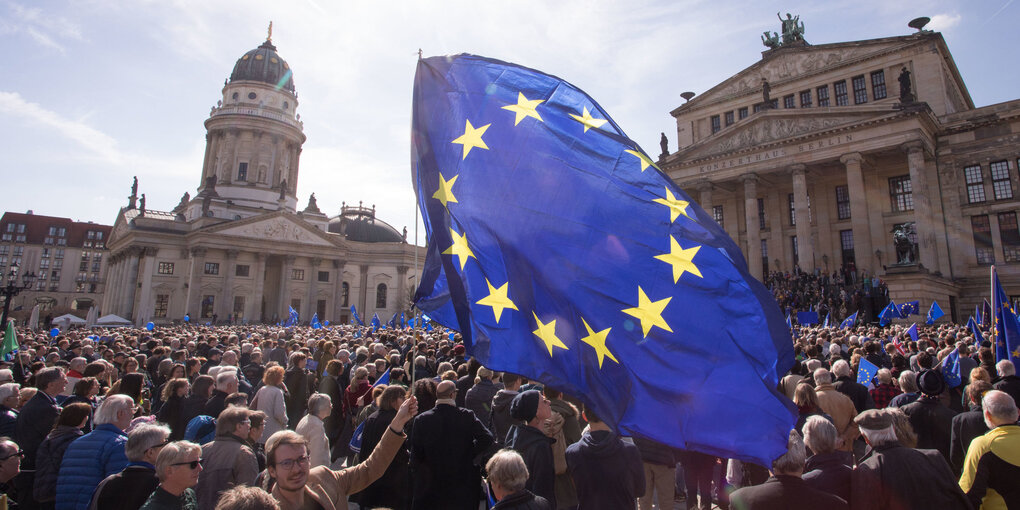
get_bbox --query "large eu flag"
[991,267,1020,363]
[411,54,796,465]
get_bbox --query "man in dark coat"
[730,430,848,510]
[850,408,970,510]
[992,359,1020,405]
[901,369,958,463]
[801,415,852,503]
[408,380,494,509]
[487,449,551,510]
[950,380,991,476]
[204,371,238,419]
[565,405,644,510]
[505,390,556,509]
[491,373,522,445]
[832,359,875,413]
[90,422,168,510]
[15,366,65,508]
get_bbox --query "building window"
[753,103,764,113]
[12,247,22,257]
[871,70,887,100]
[724,111,734,126]
[757,198,766,230]
[852,75,868,104]
[50,270,60,281]
[237,162,248,181]
[201,295,215,318]
[834,80,849,106]
[158,262,175,275]
[738,107,748,120]
[1000,212,1020,263]
[376,283,387,308]
[799,90,812,108]
[817,85,830,107]
[889,175,913,212]
[54,248,63,259]
[292,269,304,280]
[53,259,62,269]
[39,259,49,270]
[235,264,250,277]
[204,262,220,275]
[15,235,25,243]
[783,95,795,109]
[964,165,986,203]
[991,160,1013,200]
[972,215,994,265]
[791,236,799,267]
[233,296,245,317]
[56,238,65,246]
[712,205,723,225]
[79,260,88,272]
[761,239,769,274]
[840,230,855,268]
[0,234,9,242]
[154,295,169,318]
[317,271,330,282]
[710,115,721,134]
[769,99,778,109]
[788,194,797,226]
[836,185,851,220]
[341,282,350,307]
[91,262,100,272]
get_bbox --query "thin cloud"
[928,13,961,32]
[0,91,124,164]
[4,2,84,53]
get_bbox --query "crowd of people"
[0,314,1014,510]
[766,269,890,325]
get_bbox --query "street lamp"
[1,263,38,330]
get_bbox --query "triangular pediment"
[677,108,895,161]
[204,211,338,247]
[685,36,923,109]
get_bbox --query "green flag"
[0,320,17,359]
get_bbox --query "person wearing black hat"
[901,369,958,463]
[505,390,556,509]
[850,409,970,510]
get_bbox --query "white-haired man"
[487,449,551,509]
[813,368,859,452]
[64,357,88,396]
[959,390,1020,509]
[887,370,920,408]
[205,369,239,418]
[0,383,19,438]
[993,360,1020,406]
[56,394,135,510]
[91,422,170,510]
[832,359,875,413]
[730,430,847,509]
[850,409,970,510]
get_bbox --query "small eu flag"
[840,311,857,329]
[857,358,879,387]
[927,301,944,325]
[940,348,962,388]
[968,316,984,345]
[371,313,381,332]
[906,323,918,343]
[411,54,796,465]
[899,300,919,318]
[879,301,899,326]
[350,305,365,326]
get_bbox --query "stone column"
[229,130,241,183]
[331,260,343,322]
[136,247,158,326]
[696,181,713,214]
[397,265,409,315]
[791,164,814,272]
[102,254,120,316]
[220,250,238,320]
[280,255,295,319]
[123,248,142,320]
[903,141,939,272]
[253,253,266,322]
[740,173,762,279]
[185,247,207,319]
[307,258,321,319]
[201,133,214,185]
[841,152,873,275]
[359,264,369,314]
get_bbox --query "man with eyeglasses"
[140,440,203,510]
[0,438,23,507]
[194,406,259,510]
[90,423,171,510]
[265,395,418,510]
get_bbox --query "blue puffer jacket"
[55,423,129,510]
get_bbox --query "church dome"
[328,204,405,243]
[229,40,295,93]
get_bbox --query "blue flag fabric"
[879,301,899,326]
[968,316,984,345]
[991,268,1020,363]
[410,53,795,466]
[941,348,962,388]
[857,357,879,387]
[371,313,381,332]
[823,312,831,329]
[387,312,398,330]
[899,301,919,317]
[840,311,857,329]
[350,305,365,326]
[310,313,321,329]
[797,312,819,325]
[927,301,944,325]
[976,304,983,326]
[400,312,406,329]
[983,299,993,328]
[349,421,365,454]
[373,368,391,388]
[906,323,918,343]
[284,306,299,327]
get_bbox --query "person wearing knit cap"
[850,408,970,510]
[901,369,957,463]
[505,390,556,509]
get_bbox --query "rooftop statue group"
[762,12,805,49]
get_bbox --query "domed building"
[102,32,422,325]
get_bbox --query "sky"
[1,0,1016,244]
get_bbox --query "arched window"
[341,282,350,307]
[376,283,387,309]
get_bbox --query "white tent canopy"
[96,314,132,327]
[51,313,86,325]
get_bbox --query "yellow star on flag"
[624,149,659,172]
[569,107,607,133]
[652,188,691,223]
[441,229,476,270]
[476,279,518,323]
[1013,346,1020,359]
[655,236,703,283]
[533,312,569,356]
[580,318,617,368]
[451,119,491,159]
[432,173,459,208]
[501,92,544,126]
[622,286,673,337]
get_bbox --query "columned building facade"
[103,35,422,326]
[662,26,1020,323]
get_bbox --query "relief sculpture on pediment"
[713,48,868,99]
[707,117,859,154]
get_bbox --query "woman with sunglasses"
[141,441,203,510]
